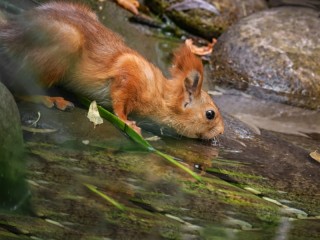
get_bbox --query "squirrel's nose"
[217,122,224,135]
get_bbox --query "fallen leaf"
[116,0,139,15]
[21,126,58,133]
[207,90,223,96]
[145,136,161,141]
[310,150,320,163]
[244,187,261,195]
[262,197,283,206]
[30,111,41,127]
[87,101,103,127]
[168,0,220,15]
[281,207,308,219]
[185,38,217,56]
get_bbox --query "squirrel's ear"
[184,70,202,97]
[170,45,204,98]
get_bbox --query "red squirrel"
[0,2,224,139]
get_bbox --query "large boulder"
[211,7,320,109]
[0,82,29,213]
[267,0,320,10]
[145,0,267,39]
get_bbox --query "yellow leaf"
[185,38,217,56]
[310,150,320,163]
[87,101,103,127]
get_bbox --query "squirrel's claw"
[116,0,139,15]
[124,120,142,135]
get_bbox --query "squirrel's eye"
[206,110,215,120]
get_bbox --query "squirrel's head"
[163,45,224,139]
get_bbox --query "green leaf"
[78,96,201,181]
[155,150,203,182]
[84,183,125,211]
[97,105,154,151]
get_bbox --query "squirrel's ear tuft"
[170,45,203,98]
[170,44,203,79]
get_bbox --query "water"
[0,0,319,239]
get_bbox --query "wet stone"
[0,82,30,213]
[145,0,267,39]
[211,7,320,109]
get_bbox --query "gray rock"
[267,0,320,11]
[0,82,24,172]
[211,7,320,109]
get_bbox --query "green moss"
[167,10,224,39]
[211,158,248,167]
[159,223,182,240]
[146,0,170,14]
[206,168,265,180]
[255,209,280,224]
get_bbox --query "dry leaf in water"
[207,90,223,96]
[185,38,217,56]
[116,0,139,15]
[310,150,320,163]
[21,126,58,133]
[168,0,220,15]
[145,136,161,141]
[87,101,103,127]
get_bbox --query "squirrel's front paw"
[43,96,75,111]
[17,95,75,111]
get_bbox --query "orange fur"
[0,2,224,139]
